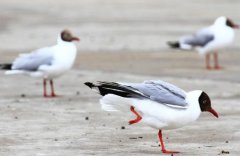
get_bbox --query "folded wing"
[12,47,54,71]
[180,28,214,47]
[85,80,188,108]
[131,80,187,107]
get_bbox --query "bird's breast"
[214,27,235,44]
[133,100,200,130]
[52,45,77,69]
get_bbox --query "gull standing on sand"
[168,16,239,69]
[0,30,79,97]
[84,80,218,154]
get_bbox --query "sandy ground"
[0,0,240,156]
[0,52,240,156]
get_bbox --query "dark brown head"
[226,18,239,29]
[199,92,218,118]
[61,30,80,42]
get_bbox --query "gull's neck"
[57,35,73,45]
[185,90,202,121]
[213,17,227,28]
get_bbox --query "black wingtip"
[0,64,12,70]
[167,41,180,48]
[84,82,94,88]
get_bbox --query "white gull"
[168,16,239,69]
[0,29,79,97]
[85,80,219,154]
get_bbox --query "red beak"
[72,37,80,42]
[208,108,219,118]
[233,25,239,29]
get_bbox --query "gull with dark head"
[85,80,218,154]
[168,16,239,69]
[0,29,79,97]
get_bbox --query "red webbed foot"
[129,106,142,125]
[162,149,180,154]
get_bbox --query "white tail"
[180,43,193,50]
[100,94,131,112]
[5,70,26,75]
[5,70,44,78]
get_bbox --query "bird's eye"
[203,99,207,104]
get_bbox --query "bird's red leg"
[43,79,48,97]
[158,130,179,154]
[129,106,142,125]
[50,80,56,97]
[205,54,211,70]
[214,52,222,69]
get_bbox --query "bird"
[167,16,239,69]
[0,29,79,97]
[84,80,219,154]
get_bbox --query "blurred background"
[0,0,239,52]
[1,0,240,80]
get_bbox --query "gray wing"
[12,47,54,71]
[181,28,214,47]
[129,80,187,107]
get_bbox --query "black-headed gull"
[0,29,79,97]
[84,80,218,154]
[168,16,239,69]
